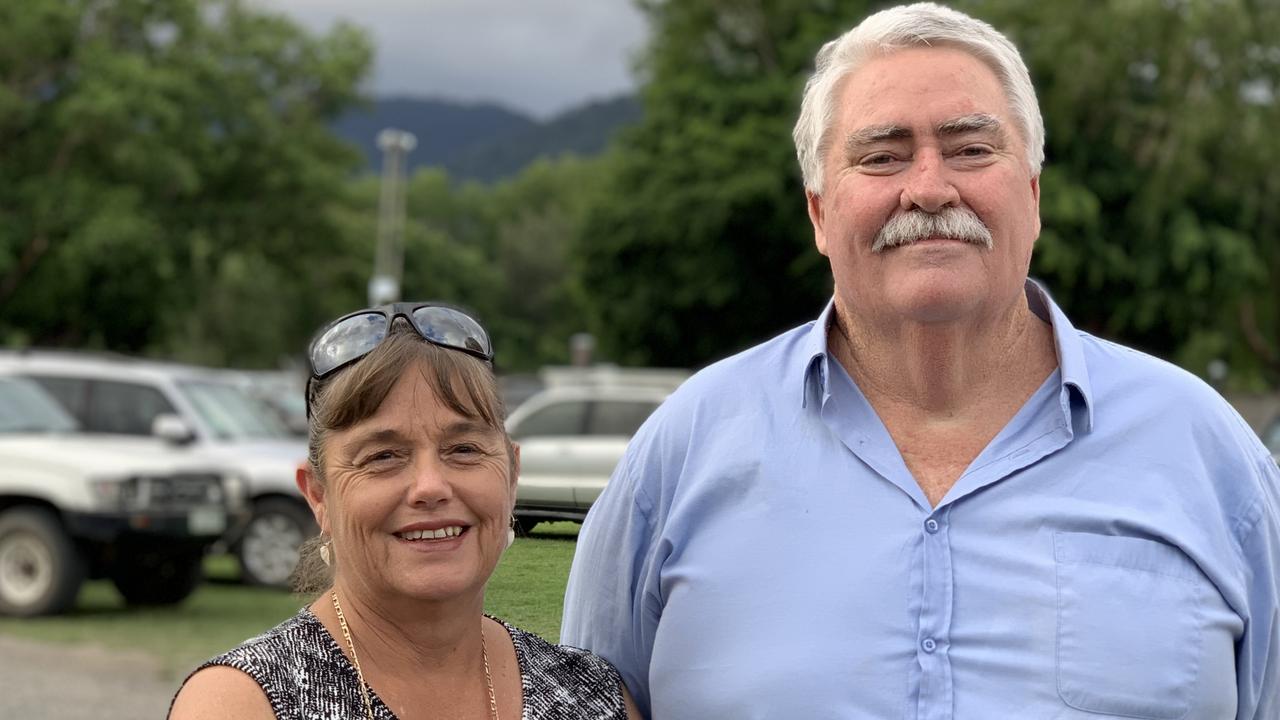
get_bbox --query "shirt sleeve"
[562,444,662,720]
[1237,454,1280,720]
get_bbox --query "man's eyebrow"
[937,113,1007,139]
[843,124,912,154]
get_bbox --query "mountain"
[332,95,641,183]
[331,98,536,174]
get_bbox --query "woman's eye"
[361,450,400,466]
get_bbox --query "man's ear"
[807,190,830,256]
[1030,174,1042,239]
[296,462,327,533]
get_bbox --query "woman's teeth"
[398,526,463,540]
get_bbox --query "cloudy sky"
[256,0,651,119]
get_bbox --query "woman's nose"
[406,457,454,506]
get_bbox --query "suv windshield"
[178,379,289,441]
[0,377,80,433]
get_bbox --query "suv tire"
[0,507,86,617]
[112,547,204,606]
[237,498,316,588]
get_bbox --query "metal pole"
[369,128,416,306]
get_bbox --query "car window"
[0,377,80,433]
[588,400,660,436]
[85,380,179,436]
[25,376,90,419]
[178,379,289,441]
[511,400,588,439]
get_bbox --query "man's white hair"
[792,2,1044,195]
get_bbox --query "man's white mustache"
[872,207,994,253]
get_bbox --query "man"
[562,3,1280,719]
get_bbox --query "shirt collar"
[1026,278,1095,431]
[798,300,836,408]
[799,279,1095,431]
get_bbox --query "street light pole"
[369,128,417,306]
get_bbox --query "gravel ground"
[0,634,177,719]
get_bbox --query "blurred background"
[3,0,1278,384]
[0,0,1278,716]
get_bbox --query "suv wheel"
[111,547,204,606]
[238,498,315,588]
[0,507,85,616]
[514,516,540,535]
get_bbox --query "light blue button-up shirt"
[562,282,1280,720]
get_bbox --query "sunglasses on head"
[305,302,494,418]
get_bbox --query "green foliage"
[387,156,612,372]
[578,0,1279,387]
[7,1,1276,388]
[968,0,1280,388]
[577,0,886,367]
[0,0,372,367]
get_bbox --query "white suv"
[0,376,241,615]
[0,350,312,588]
[506,367,686,532]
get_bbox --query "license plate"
[189,506,226,535]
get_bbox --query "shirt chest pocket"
[1053,532,1210,719]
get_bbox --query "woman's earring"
[506,517,517,549]
[319,540,332,566]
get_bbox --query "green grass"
[0,522,580,682]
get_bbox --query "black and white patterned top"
[174,607,626,719]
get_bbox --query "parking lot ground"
[0,633,175,720]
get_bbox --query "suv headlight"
[221,473,248,512]
[89,477,143,511]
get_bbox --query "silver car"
[506,369,686,532]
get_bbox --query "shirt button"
[922,638,937,653]
[924,518,940,534]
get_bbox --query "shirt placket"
[917,504,954,720]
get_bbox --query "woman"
[170,303,640,719]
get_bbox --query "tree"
[386,157,611,372]
[968,0,1280,388]
[487,156,612,369]
[577,0,878,368]
[578,0,1279,388]
[0,0,372,367]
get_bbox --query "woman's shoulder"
[169,664,277,720]
[496,618,627,718]
[205,606,328,673]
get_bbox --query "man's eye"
[957,145,993,157]
[861,153,897,165]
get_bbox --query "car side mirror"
[152,414,196,445]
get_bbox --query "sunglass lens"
[411,306,492,359]
[310,312,389,376]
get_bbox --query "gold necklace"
[330,589,499,720]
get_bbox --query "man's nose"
[900,150,960,213]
